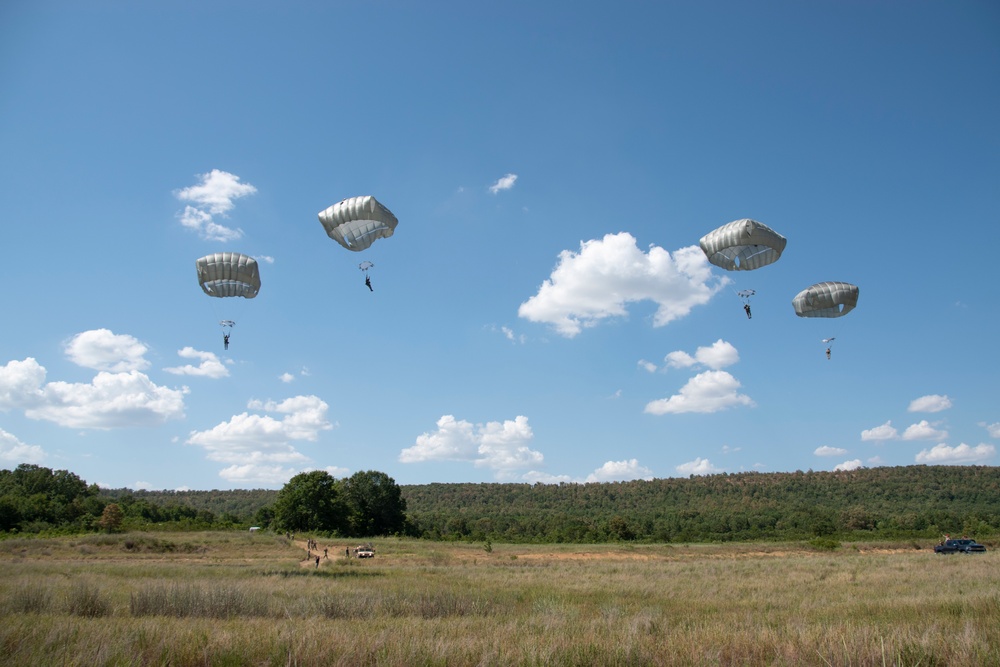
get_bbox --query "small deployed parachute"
[792,281,859,318]
[318,195,398,252]
[359,260,375,291]
[196,252,261,299]
[736,289,756,319]
[699,219,787,271]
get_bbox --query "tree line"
[2,464,998,542]
[0,466,406,538]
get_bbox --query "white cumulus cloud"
[163,347,229,378]
[174,169,256,242]
[0,358,46,408]
[908,394,952,413]
[400,415,543,477]
[518,233,725,337]
[218,464,301,487]
[980,422,1000,438]
[1,357,187,429]
[861,421,898,442]
[901,420,948,441]
[834,459,863,471]
[644,370,754,415]
[186,395,334,480]
[0,427,46,463]
[585,459,654,482]
[522,471,574,484]
[815,446,848,457]
[64,329,150,372]
[676,457,723,476]
[665,339,739,370]
[30,371,188,429]
[915,443,995,464]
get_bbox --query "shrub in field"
[313,590,499,619]
[66,581,111,617]
[6,581,53,614]
[808,537,841,551]
[130,584,272,619]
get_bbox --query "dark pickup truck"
[934,539,987,554]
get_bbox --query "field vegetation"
[1,531,998,665]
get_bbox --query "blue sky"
[1,1,998,491]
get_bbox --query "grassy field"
[0,532,997,666]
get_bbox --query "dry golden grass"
[0,532,997,666]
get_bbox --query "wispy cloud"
[488,173,517,194]
[637,359,658,373]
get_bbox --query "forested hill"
[9,465,995,541]
[120,465,999,542]
[400,465,1000,542]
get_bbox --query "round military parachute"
[359,260,374,272]
[196,252,261,298]
[699,219,787,271]
[792,281,859,318]
[318,195,398,252]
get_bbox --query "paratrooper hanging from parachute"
[318,196,398,292]
[195,252,261,350]
[699,219,786,319]
[792,282,860,359]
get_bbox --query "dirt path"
[295,538,347,567]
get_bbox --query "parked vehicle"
[355,543,375,558]
[934,538,987,554]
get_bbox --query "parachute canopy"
[196,252,261,299]
[699,219,787,271]
[318,195,398,252]
[359,260,374,272]
[792,281,859,318]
